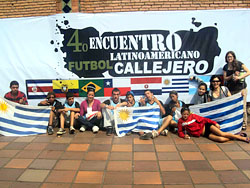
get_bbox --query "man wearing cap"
[4,80,28,105]
[165,90,186,115]
[100,88,126,136]
[38,91,64,135]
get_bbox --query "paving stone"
[18,169,49,182]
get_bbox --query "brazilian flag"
[79,80,104,97]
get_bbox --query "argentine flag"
[189,92,243,134]
[114,106,160,137]
[0,97,50,136]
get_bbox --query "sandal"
[240,133,248,137]
[139,133,152,140]
[236,132,248,137]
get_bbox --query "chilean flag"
[104,79,131,97]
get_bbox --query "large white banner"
[0,9,250,105]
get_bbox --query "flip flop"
[139,133,152,140]
[236,132,247,137]
[240,133,248,137]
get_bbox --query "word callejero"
[114,60,208,75]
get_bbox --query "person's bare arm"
[154,97,166,115]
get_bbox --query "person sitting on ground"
[100,88,126,136]
[4,80,28,105]
[115,91,140,136]
[189,76,210,104]
[178,107,250,143]
[57,92,80,135]
[208,75,231,101]
[163,90,186,133]
[116,91,140,107]
[38,91,64,135]
[139,90,174,139]
[76,88,102,133]
[165,90,186,115]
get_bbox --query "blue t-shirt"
[146,101,162,126]
[131,101,140,107]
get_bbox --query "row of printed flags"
[0,93,243,137]
[26,77,190,99]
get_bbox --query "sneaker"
[92,126,99,133]
[70,126,75,134]
[126,132,132,136]
[151,130,159,139]
[48,126,54,135]
[106,127,113,136]
[139,132,152,140]
[79,125,86,132]
[161,129,168,136]
[57,128,66,135]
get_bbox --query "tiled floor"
[0,125,250,188]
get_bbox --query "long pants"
[77,116,101,128]
[102,108,114,128]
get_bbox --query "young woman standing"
[223,51,250,130]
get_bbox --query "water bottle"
[239,68,245,83]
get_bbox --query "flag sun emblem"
[118,109,130,122]
[0,100,8,113]
[164,79,170,85]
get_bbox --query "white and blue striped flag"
[0,97,51,136]
[189,93,243,134]
[162,77,189,94]
[114,106,160,137]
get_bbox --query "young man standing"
[100,88,125,136]
[57,92,80,135]
[4,80,28,105]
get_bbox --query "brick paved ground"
[0,125,250,188]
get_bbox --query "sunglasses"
[212,80,220,83]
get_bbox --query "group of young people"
[3,51,250,143]
[190,51,250,130]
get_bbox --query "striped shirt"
[4,91,28,105]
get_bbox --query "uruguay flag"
[189,93,243,134]
[114,106,160,137]
[0,97,50,136]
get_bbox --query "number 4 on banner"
[67,29,82,52]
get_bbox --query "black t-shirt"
[223,61,247,92]
[38,99,64,110]
[164,100,186,117]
